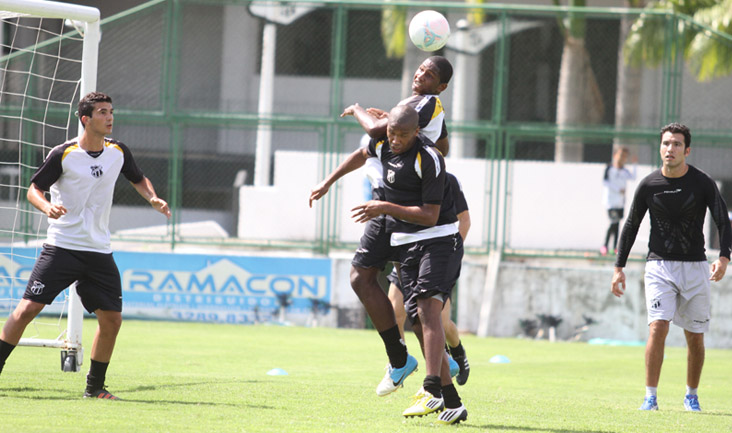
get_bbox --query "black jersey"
[447,173,468,215]
[367,134,456,235]
[615,165,732,267]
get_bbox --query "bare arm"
[435,137,449,157]
[27,183,66,219]
[341,103,388,138]
[132,176,171,218]
[457,209,471,241]
[351,201,440,227]
[309,147,369,207]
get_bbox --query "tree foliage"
[624,0,732,81]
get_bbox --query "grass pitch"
[1,319,731,432]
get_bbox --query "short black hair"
[78,91,112,127]
[427,56,453,84]
[660,122,691,149]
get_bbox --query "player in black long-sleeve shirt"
[611,123,731,412]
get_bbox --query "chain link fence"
[2,0,732,256]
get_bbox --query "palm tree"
[554,0,605,162]
[613,0,647,155]
[685,0,732,81]
[623,0,732,82]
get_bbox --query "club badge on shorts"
[30,280,45,295]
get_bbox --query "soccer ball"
[408,10,450,52]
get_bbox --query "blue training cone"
[489,354,511,364]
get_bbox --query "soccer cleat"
[600,246,608,256]
[436,405,468,425]
[376,354,418,396]
[409,387,425,403]
[639,395,658,411]
[684,394,701,412]
[402,390,444,417]
[453,354,470,386]
[448,355,459,378]
[83,387,121,400]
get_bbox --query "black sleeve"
[439,120,448,140]
[117,141,145,184]
[366,137,385,159]
[704,175,732,260]
[615,181,648,267]
[447,173,468,214]
[29,145,65,191]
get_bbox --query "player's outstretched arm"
[27,183,66,219]
[366,107,387,119]
[309,147,369,208]
[611,267,626,297]
[132,177,171,218]
[341,103,387,138]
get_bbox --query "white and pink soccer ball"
[408,10,450,52]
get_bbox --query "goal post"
[0,0,99,372]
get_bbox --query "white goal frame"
[0,0,99,368]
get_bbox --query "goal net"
[0,0,99,371]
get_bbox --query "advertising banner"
[0,248,332,325]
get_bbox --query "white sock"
[686,386,697,396]
[645,386,657,397]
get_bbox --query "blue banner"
[0,248,332,324]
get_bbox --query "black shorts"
[399,233,463,322]
[24,244,123,313]
[608,208,624,223]
[387,268,404,295]
[351,215,396,270]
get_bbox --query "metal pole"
[450,23,469,159]
[254,22,276,186]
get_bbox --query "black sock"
[442,383,462,408]
[379,325,407,368]
[86,359,109,392]
[0,339,16,374]
[423,375,442,398]
[449,341,465,358]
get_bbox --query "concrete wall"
[320,253,732,348]
[454,255,732,349]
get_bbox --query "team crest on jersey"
[90,165,103,178]
[30,280,45,295]
[387,169,395,184]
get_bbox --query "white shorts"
[644,260,711,333]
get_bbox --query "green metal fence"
[3,0,732,256]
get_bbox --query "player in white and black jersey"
[341,56,452,158]
[353,106,466,424]
[0,92,171,400]
[611,123,731,412]
[335,56,455,397]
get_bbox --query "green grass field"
[1,319,731,432]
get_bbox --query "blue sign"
[0,248,332,324]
